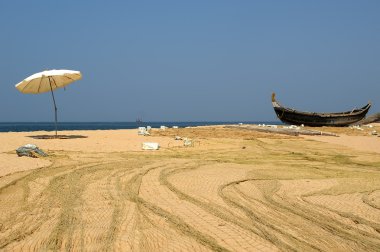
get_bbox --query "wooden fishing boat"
[271,93,371,127]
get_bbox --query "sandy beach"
[1,125,380,251]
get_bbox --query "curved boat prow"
[271,92,281,108]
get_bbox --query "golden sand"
[0,126,380,251]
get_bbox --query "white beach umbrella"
[15,69,82,136]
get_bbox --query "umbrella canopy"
[15,69,82,137]
[15,69,82,94]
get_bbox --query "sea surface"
[0,122,281,132]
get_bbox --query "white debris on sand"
[283,125,300,130]
[183,138,193,147]
[350,125,364,131]
[258,124,278,128]
[142,142,160,150]
[138,127,150,136]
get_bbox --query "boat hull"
[272,93,371,127]
[273,106,370,127]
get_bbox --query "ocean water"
[0,121,281,132]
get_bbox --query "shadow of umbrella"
[15,69,82,137]
[27,135,88,139]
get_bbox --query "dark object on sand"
[354,113,380,125]
[271,93,371,127]
[226,125,338,137]
[27,134,87,139]
[16,144,48,158]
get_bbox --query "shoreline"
[0,121,282,133]
[1,125,379,177]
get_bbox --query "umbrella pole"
[48,79,58,137]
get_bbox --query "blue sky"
[1,1,379,122]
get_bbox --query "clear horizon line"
[0,120,280,123]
